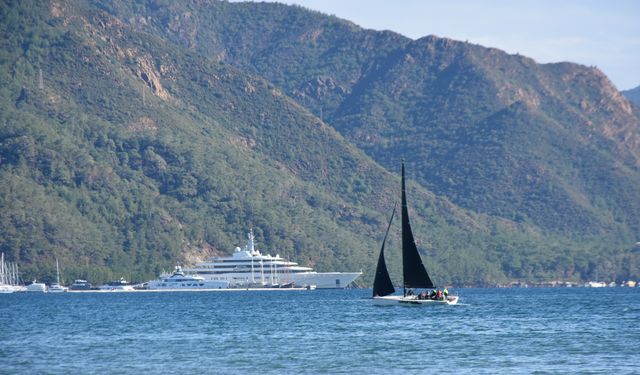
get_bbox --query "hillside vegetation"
[0,0,638,285]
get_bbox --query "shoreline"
[65,287,316,293]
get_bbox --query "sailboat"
[372,161,459,305]
[0,253,26,293]
[48,258,68,293]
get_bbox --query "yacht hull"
[373,295,459,306]
[48,288,68,293]
[290,272,362,289]
[48,284,68,293]
[146,280,229,290]
[26,283,47,293]
[99,286,135,291]
[0,285,25,293]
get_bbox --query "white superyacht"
[183,230,362,289]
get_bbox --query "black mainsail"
[401,161,435,291]
[372,206,396,297]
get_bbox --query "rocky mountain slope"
[1,0,638,284]
[623,85,640,106]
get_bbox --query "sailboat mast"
[12,263,17,286]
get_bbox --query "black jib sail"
[372,206,396,297]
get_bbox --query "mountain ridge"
[623,85,640,106]
[0,0,638,285]
[107,0,640,237]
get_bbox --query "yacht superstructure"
[183,230,362,289]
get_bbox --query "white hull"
[26,283,47,293]
[289,272,362,289]
[192,271,361,289]
[0,285,26,293]
[585,281,607,288]
[100,277,135,291]
[48,283,68,293]
[147,280,229,290]
[99,285,135,291]
[373,295,459,306]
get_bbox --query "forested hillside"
[112,0,640,237]
[0,0,638,285]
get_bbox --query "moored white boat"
[70,279,93,290]
[100,277,135,291]
[146,266,229,290]
[26,280,47,293]
[585,281,607,288]
[372,161,459,307]
[48,259,68,293]
[48,284,68,293]
[0,284,25,293]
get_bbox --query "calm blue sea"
[0,288,638,374]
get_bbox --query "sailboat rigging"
[372,161,458,305]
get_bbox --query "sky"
[277,0,640,90]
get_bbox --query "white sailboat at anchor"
[48,258,68,293]
[0,253,26,293]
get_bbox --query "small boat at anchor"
[26,280,47,293]
[99,277,135,291]
[48,258,68,293]
[70,279,92,290]
[372,161,459,306]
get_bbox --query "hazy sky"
[277,0,640,90]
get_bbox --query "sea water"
[0,288,638,374]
